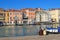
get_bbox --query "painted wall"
[49,10,59,23]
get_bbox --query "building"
[48,8,60,28]
[9,8,51,25]
[27,8,35,24]
[8,9,23,24]
[21,8,35,24]
[0,8,5,22]
[21,9,28,24]
[48,8,59,23]
[6,8,36,25]
[1,8,60,25]
[35,8,51,24]
[0,8,9,24]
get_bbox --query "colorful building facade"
[8,9,22,24]
[0,9,9,24]
[48,9,59,23]
[21,8,35,24]
[48,8,60,28]
[1,8,60,25]
[35,8,51,24]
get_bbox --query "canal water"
[0,25,58,37]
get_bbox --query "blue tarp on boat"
[58,27,60,33]
[46,27,60,33]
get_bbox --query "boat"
[46,27,58,34]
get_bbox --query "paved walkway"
[0,34,60,40]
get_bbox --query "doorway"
[15,20,18,25]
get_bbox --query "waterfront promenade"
[0,34,60,40]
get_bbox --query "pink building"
[21,8,35,24]
[8,8,43,24]
[8,9,23,24]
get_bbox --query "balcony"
[23,17,28,19]
[23,16,28,21]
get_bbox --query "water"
[0,24,58,37]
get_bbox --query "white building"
[35,10,51,23]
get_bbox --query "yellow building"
[0,9,9,24]
[0,9,5,22]
[48,9,59,28]
[48,9,59,23]
[4,12,9,23]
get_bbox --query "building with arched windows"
[1,8,60,25]
[8,9,23,24]
[35,8,51,24]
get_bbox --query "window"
[0,13,3,16]
[10,13,12,15]
[10,17,12,21]
[51,19,53,20]
[10,19,12,21]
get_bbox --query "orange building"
[8,9,22,24]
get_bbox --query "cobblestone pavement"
[0,34,60,40]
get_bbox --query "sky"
[0,0,60,10]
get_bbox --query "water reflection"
[0,24,58,37]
